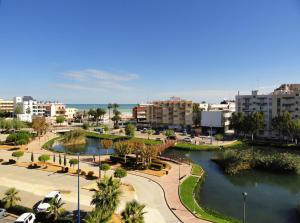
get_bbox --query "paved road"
[0,150,179,223]
[0,215,17,223]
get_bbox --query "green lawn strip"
[86,132,128,141]
[175,140,247,151]
[179,176,240,223]
[191,163,204,177]
[42,136,63,149]
[86,132,162,145]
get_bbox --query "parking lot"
[0,215,17,223]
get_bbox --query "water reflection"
[52,138,115,155]
[163,148,300,223]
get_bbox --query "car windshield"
[43,197,52,203]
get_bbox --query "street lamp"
[77,153,80,223]
[242,192,247,223]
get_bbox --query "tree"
[141,145,158,166]
[100,163,111,176]
[91,176,121,218]
[12,150,24,161]
[38,154,50,166]
[15,105,22,115]
[63,154,67,166]
[84,208,112,223]
[243,112,265,141]
[115,142,133,163]
[114,167,127,181]
[293,119,300,144]
[95,108,106,126]
[69,158,79,169]
[32,117,48,138]
[164,129,175,139]
[56,116,65,125]
[31,152,34,163]
[59,154,62,165]
[112,109,122,129]
[121,200,146,223]
[101,139,113,155]
[192,103,201,127]
[47,198,65,221]
[229,112,245,136]
[272,111,295,141]
[214,134,224,142]
[2,187,21,209]
[145,129,154,140]
[125,124,136,138]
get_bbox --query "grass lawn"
[86,132,128,141]
[191,163,204,177]
[42,136,63,149]
[175,140,247,151]
[180,176,240,223]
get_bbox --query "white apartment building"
[201,101,235,134]
[14,96,66,122]
[236,90,272,136]
[272,84,300,120]
[235,84,300,137]
[65,107,78,120]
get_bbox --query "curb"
[128,172,184,223]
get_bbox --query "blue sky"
[0,0,300,103]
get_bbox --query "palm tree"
[47,198,65,220]
[84,208,112,223]
[95,108,106,126]
[112,110,122,129]
[107,103,113,120]
[121,200,146,223]
[91,176,121,213]
[2,187,21,208]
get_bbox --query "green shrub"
[110,155,125,164]
[6,131,31,145]
[12,150,24,160]
[150,163,164,171]
[38,154,50,163]
[69,159,79,168]
[100,163,111,171]
[114,167,127,179]
[87,171,94,177]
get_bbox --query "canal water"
[52,137,115,155]
[163,149,300,223]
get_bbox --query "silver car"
[0,208,7,218]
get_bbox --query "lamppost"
[178,158,181,184]
[77,153,80,223]
[242,192,247,223]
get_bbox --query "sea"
[66,104,136,115]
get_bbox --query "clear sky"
[0,0,300,103]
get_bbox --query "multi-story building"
[201,101,236,134]
[236,84,300,137]
[0,98,14,113]
[65,107,78,120]
[272,84,300,120]
[146,97,193,130]
[132,104,150,125]
[236,90,273,136]
[13,96,66,122]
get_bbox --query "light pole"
[77,153,80,223]
[242,192,247,223]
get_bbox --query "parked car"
[182,129,187,136]
[141,128,148,133]
[15,213,35,223]
[37,191,62,213]
[154,130,160,135]
[155,138,162,141]
[0,208,7,219]
[183,137,192,143]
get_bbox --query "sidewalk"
[132,162,210,223]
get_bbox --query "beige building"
[146,97,193,129]
[236,84,300,137]
[272,84,300,120]
[236,90,273,136]
[0,98,14,113]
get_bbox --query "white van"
[15,213,35,223]
[37,191,62,213]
